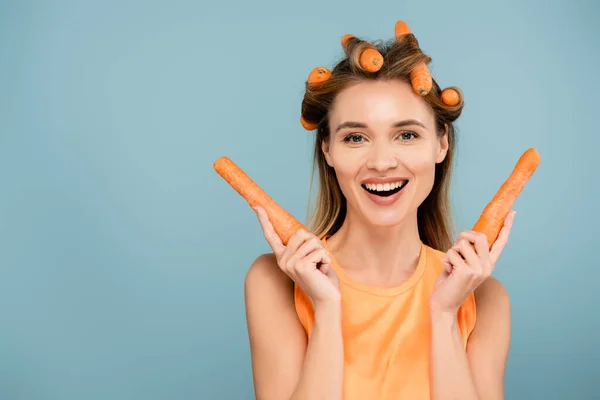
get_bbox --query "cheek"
[332,157,360,187]
[402,148,437,176]
[329,146,362,174]
[408,163,435,186]
[328,149,364,194]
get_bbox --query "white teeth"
[364,181,407,191]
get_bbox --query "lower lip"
[362,183,407,206]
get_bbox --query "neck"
[326,208,423,285]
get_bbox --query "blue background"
[1,0,598,398]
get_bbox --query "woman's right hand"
[253,206,341,307]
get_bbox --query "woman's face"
[322,79,448,227]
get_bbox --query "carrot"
[307,66,331,85]
[392,20,431,96]
[410,62,432,95]
[441,88,460,106]
[395,20,410,38]
[341,34,354,47]
[472,148,541,248]
[301,115,318,130]
[342,35,382,73]
[213,156,307,245]
[360,48,384,72]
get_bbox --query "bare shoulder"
[471,276,511,341]
[244,253,307,399]
[244,253,298,308]
[245,253,291,292]
[474,276,511,320]
[245,252,299,328]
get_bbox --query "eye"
[398,131,419,141]
[343,133,365,144]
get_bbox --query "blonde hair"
[301,34,464,251]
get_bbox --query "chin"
[362,205,411,227]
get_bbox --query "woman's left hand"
[430,210,516,314]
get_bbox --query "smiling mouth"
[361,181,408,197]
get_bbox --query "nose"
[366,142,398,171]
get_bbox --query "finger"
[446,247,467,271]
[490,210,516,263]
[300,247,331,268]
[305,248,332,272]
[280,229,312,270]
[323,266,338,284]
[253,206,285,257]
[456,239,479,269]
[292,249,323,281]
[458,231,492,276]
[458,230,490,259]
[286,228,313,255]
[447,247,482,288]
[321,246,340,281]
[320,260,334,277]
[441,248,456,272]
[441,255,453,274]
[285,237,325,272]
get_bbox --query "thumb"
[321,257,339,282]
[441,255,452,274]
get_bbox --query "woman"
[244,22,513,400]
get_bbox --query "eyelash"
[342,131,419,143]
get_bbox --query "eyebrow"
[335,119,426,133]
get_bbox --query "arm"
[245,253,344,400]
[466,277,511,398]
[429,277,511,400]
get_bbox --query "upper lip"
[361,177,409,185]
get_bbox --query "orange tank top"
[294,238,477,400]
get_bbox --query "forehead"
[329,79,435,129]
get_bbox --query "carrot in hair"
[392,20,432,96]
[341,34,354,47]
[341,35,383,72]
[213,156,306,245]
[395,20,410,38]
[441,88,460,106]
[360,48,384,72]
[472,148,541,247]
[410,62,432,95]
[301,115,318,131]
[307,67,331,85]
